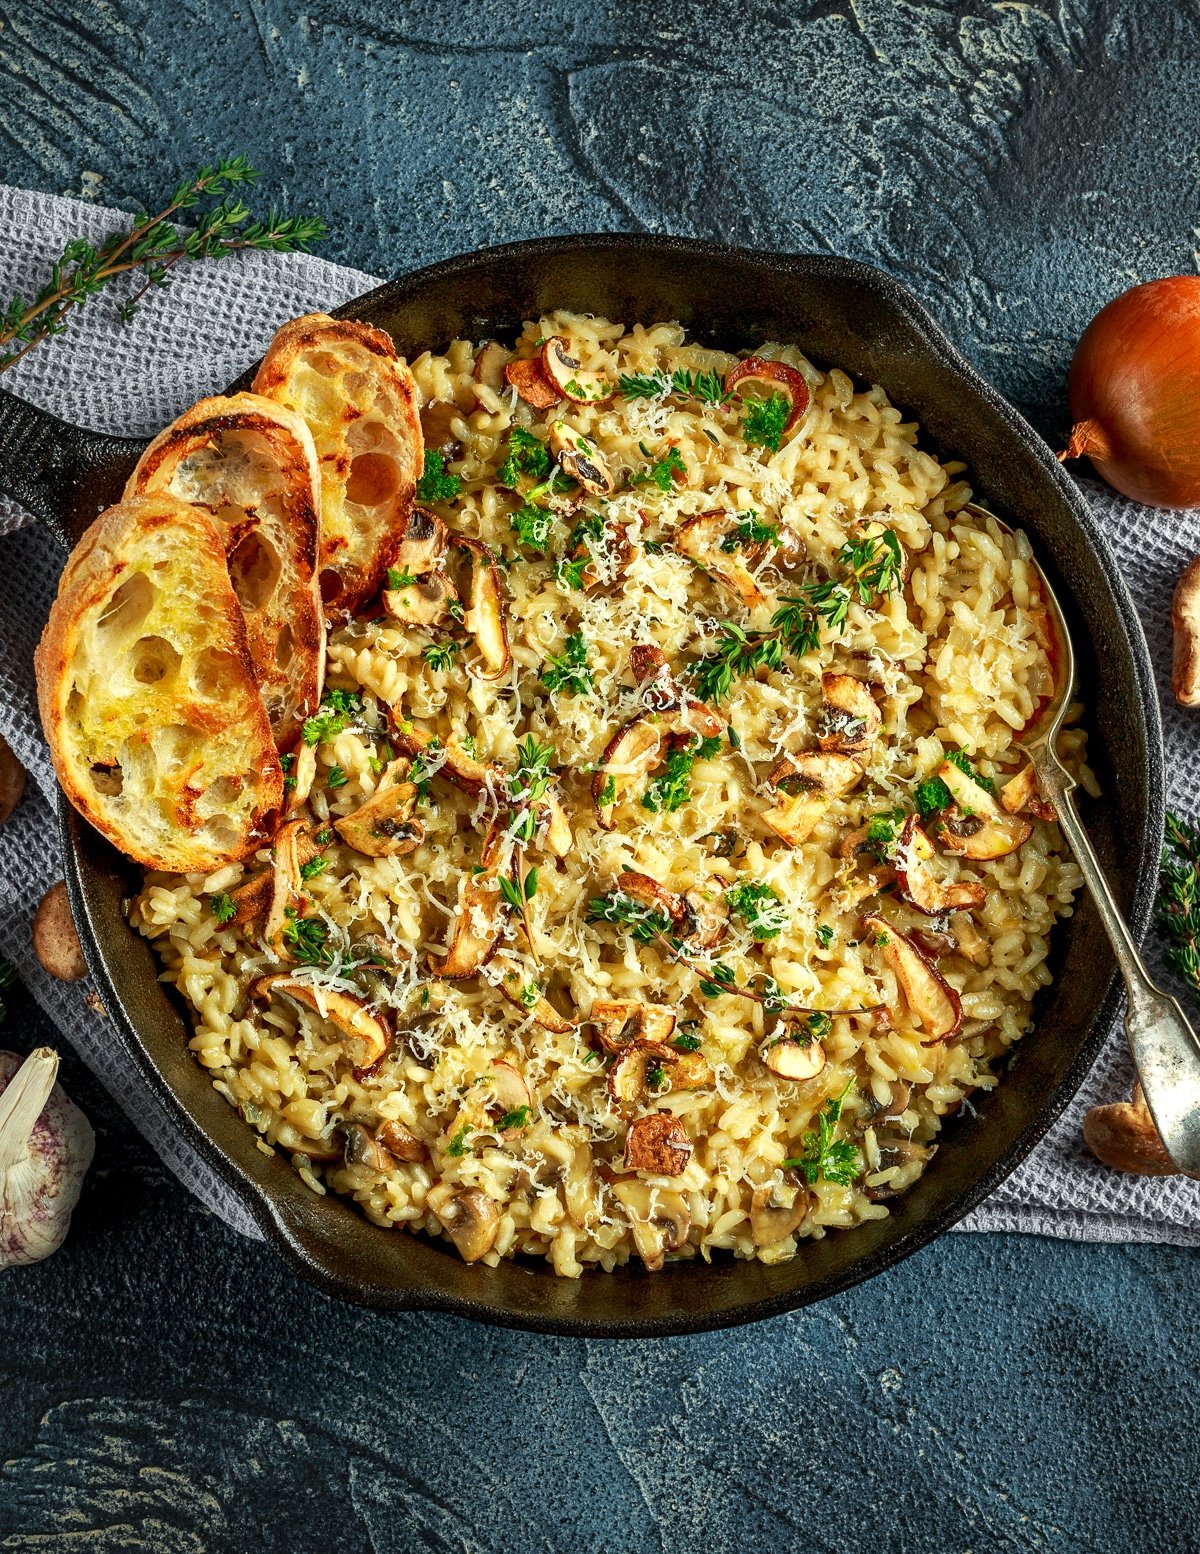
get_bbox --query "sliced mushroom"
[427,1184,501,1262]
[863,1137,937,1200]
[936,760,1033,861]
[861,912,963,1043]
[549,421,615,496]
[453,537,511,681]
[593,716,663,829]
[817,673,882,756]
[674,511,766,610]
[949,910,990,966]
[539,337,612,404]
[334,772,423,857]
[473,339,512,395]
[679,886,730,952]
[610,1177,690,1270]
[607,1045,655,1114]
[504,355,561,410]
[253,974,391,1065]
[32,881,86,981]
[390,505,448,577]
[893,816,987,916]
[762,1036,826,1081]
[1083,1083,1182,1177]
[874,1078,912,1120]
[340,1121,396,1172]
[377,1119,428,1162]
[589,1000,678,1059]
[624,1113,692,1176]
[490,951,577,1032]
[382,570,459,628]
[750,1179,811,1247]
[285,741,318,813]
[489,1060,532,1132]
[264,816,312,959]
[1000,762,1056,822]
[614,869,684,928]
[429,824,512,978]
[666,1050,713,1091]
[0,735,27,827]
[762,750,863,847]
[726,355,811,436]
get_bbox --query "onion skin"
[1063,276,1200,508]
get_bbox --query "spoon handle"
[1031,748,1200,1174]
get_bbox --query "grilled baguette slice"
[253,313,423,617]
[35,493,283,872]
[126,392,325,750]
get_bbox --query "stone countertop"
[1,2,1198,1547]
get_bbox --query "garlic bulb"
[0,1048,94,1268]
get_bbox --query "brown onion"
[1061,276,1200,508]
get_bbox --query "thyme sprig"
[690,530,903,702]
[1157,812,1200,993]
[0,156,327,372]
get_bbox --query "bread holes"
[89,761,123,797]
[96,572,155,645]
[226,528,281,612]
[274,624,294,670]
[192,647,239,700]
[199,812,243,852]
[131,635,181,686]
[319,568,343,606]
[345,450,401,509]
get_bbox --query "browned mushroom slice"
[861,912,963,1042]
[253,974,391,1065]
[539,337,613,404]
[389,505,448,576]
[488,1060,532,1133]
[610,1178,691,1270]
[377,1119,428,1162]
[949,910,990,966]
[548,422,615,496]
[334,773,423,857]
[936,760,1033,860]
[666,1050,713,1091]
[264,816,312,957]
[0,735,26,828]
[631,644,724,735]
[1000,762,1056,822]
[674,511,766,610]
[614,869,685,927]
[285,741,318,814]
[491,951,577,1032]
[863,1137,938,1200]
[593,715,663,828]
[750,1179,811,1247]
[453,536,512,681]
[427,1183,501,1262]
[762,1036,826,1081]
[893,816,987,916]
[382,570,458,628]
[762,750,863,847]
[630,642,673,696]
[607,1045,654,1114]
[726,356,811,435]
[624,1113,692,1176]
[1083,1083,1182,1177]
[340,1121,396,1172]
[473,340,512,394]
[430,841,512,978]
[504,355,561,409]
[218,869,272,927]
[589,999,678,1059]
[680,886,730,951]
[817,673,882,756]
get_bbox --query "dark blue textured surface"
[1,2,1198,1546]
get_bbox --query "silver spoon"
[968,506,1200,1174]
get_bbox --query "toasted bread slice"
[252,313,424,617]
[126,392,325,750]
[35,493,283,872]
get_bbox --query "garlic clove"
[0,1047,94,1268]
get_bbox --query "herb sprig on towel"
[1156,811,1200,994]
[0,156,327,372]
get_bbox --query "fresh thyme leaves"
[498,426,551,489]
[415,449,461,503]
[617,368,730,405]
[0,156,327,373]
[541,631,594,696]
[422,640,461,672]
[641,734,721,813]
[210,892,236,924]
[720,513,779,553]
[726,881,788,940]
[741,391,791,452]
[281,907,333,967]
[1157,812,1200,995]
[688,530,903,700]
[782,1084,860,1185]
[302,688,363,747]
[631,444,686,492]
[586,890,672,944]
[508,736,556,845]
[499,868,539,912]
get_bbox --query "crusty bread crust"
[35,493,283,872]
[252,313,423,617]
[126,392,325,750]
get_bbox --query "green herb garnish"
[210,893,236,924]
[496,1105,530,1131]
[415,449,462,503]
[446,1123,472,1158]
[720,513,779,552]
[631,445,686,492]
[741,391,791,452]
[326,766,348,789]
[302,688,363,747]
[782,1084,860,1185]
[617,368,730,405]
[641,734,721,814]
[281,908,332,967]
[498,426,551,488]
[815,924,835,949]
[726,880,788,940]
[300,857,329,881]
[423,641,461,672]
[541,631,594,697]
[386,566,419,591]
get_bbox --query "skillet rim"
[61,232,1164,1336]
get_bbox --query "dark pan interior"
[63,237,1163,1336]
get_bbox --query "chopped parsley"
[541,631,594,697]
[641,734,721,814]
[741,391,791,452]
[597,773,617,808]
[302,688,363,747]
[415,449,462,503]
[646,1063,667,1089]
[947,747,997,794]
[446,1123,472,1158]
[671,1032,703,1053]
[498,426,551,489]
[496,1105,530,1131]
[631,444,686,492]
[782,1085,860,1186]
[300,857,329,881]
[720,513,780,552]
[385,566,419,591]
[865,808,905,858]
[210,892,236,924]
[914,776,952,819]
[280,751,297,794]
[727,880,789,940]
[314,828,334,847]
[423,640,461,672]
[510,498,555,553]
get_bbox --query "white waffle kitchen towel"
[1,182,1196,1245]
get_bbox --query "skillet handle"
[0,385,146,550]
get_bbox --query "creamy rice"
[132,312,1090,1276]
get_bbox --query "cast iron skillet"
[0,236,1163,1337]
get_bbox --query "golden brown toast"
[35,493,283,872]
[126,392,325,750]
[252,313,423,616]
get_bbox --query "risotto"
[132,312,1089,1276]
